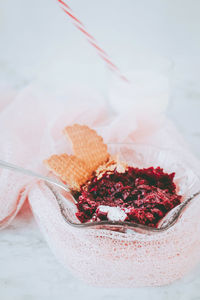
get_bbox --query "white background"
[0,0,200,87]
[0,1,200,299]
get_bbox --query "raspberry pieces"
[76,166,181,227]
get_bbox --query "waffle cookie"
[44,154,91,190]
[64,124,110,172]
[44,124,109,190]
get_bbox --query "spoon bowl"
[157,191,200,229]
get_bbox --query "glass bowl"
[36,144,200,287]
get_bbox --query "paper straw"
[57,0,129,82]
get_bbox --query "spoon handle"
[0,159,70,193]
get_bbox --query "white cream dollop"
[98,205,127,222]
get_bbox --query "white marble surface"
[1,0,200,299]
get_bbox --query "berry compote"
[76,166,181,227]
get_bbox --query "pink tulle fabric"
[1,83,200,287]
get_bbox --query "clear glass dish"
[38,144,200,287]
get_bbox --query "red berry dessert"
[44,124,181,228]
[76,163,181,227]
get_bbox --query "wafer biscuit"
[44,154,91,190]
[64,124,110,171]
[95,156,128,180]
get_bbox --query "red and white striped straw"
[57,0,129,82]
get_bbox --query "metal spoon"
[0,159,77,204]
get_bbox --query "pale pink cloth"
[0,83,109,227]
[1,83,200,286]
